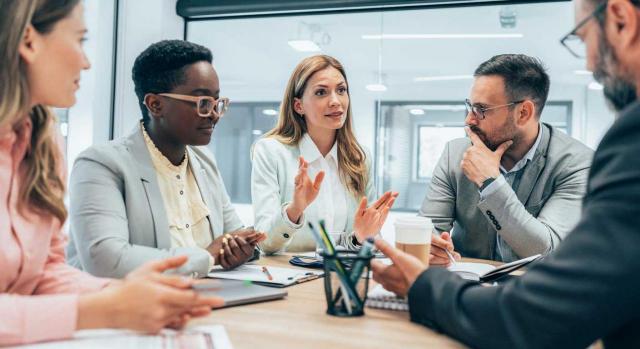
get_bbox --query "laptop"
[195,279,288,308]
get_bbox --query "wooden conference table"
[191,254,502,349]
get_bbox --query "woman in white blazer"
[252,55,397,254]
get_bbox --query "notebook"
[448,262,496,281]
[448,254,542,282]
[365,255,542,311]
[207,264,323,287]
[365,284,408,312]
[6,325,232,349]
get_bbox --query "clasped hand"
[208,228,266,270]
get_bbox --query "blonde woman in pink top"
[0,0,223,346]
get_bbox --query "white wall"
[112,0,184,138]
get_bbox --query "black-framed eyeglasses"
[560,1,607,58]
[464,98,525,120]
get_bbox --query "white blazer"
[251,135,376,254]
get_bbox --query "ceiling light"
[366,83,387,92]
[414,75,473,82]
[424,105,467,111]
[405,104,466,112]
[262,109,278,116]
[288,40,320,52]
[409,108,425,115]
[574,70,593,75]
[588,81,604,90]
[361,33,524,40]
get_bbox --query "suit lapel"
[188,148,217,239]
[127,126,171,248]
[514,123,550,205]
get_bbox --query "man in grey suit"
[421,54,593,263]
[372,0,640,347]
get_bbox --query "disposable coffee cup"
[394,217,432,264]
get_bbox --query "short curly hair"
[132,39,213,123]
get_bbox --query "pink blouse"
[0,118,110,346]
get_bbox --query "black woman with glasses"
[67,40,265,279]
[419,54,593,264]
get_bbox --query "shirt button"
[176,175,181,179]
[186,224,190,228]
[283,233,290,239]
[486,210,493,216]
[180,190,184,195]
[496,224,502,230]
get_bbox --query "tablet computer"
[194,279,287,307]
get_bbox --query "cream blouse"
[142,126,214,268]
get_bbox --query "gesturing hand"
[461,127,512,187]
[371,239,427,298]
[353,191,398,242]
[286,156,325,223]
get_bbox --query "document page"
[7,325,232,349]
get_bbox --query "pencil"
[262,266,273,281]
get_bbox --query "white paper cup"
[394,216,432,264]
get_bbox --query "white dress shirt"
[298,133,349,234]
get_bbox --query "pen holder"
[321,251,373,317]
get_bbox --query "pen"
[262,266,273,281]
[444,247,457,265]
[433,228,456,265]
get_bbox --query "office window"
[188,1,613,211]
[59,0,116,172]
[376,101,571,210]
[417,126,465,180]
[208,102,279,203]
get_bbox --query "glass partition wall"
[187,1,613,211]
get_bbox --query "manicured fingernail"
[225,234,232,239]
[222,237,228,244]
[220,249,224,255]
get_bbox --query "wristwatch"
[479,177,496,192]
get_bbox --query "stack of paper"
[208,264,323,287]
[7,326,232,349]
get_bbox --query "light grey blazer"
[251,137,376,254]
[66,125,244,278]
[420,123,593,261]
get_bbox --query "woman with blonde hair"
[0,0,221,345]
[252,55,397,253]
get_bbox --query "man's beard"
[593,32,637,112]
[470,114,518,151]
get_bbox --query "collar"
[141,122,188,173]
[500,123,542,174]
[299,132,338,163]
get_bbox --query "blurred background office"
[65,0,612,238]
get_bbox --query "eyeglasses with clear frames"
[559,1,607,58]
[464,99,525,120]
[158,93,230,117]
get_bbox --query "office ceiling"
[187,1,593,101]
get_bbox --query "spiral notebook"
[365,284,409,312]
